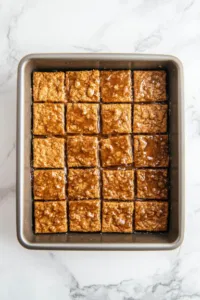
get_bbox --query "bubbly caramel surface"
[33,72,65,102]
[32,69,169,234]
[66,70,100,102]
[67,103,99,134]
[33,137,65,168]
[102,104,131,134]
[101,70,132,103]
[34,170,65,200]
[34,201,67,233]
[33,103,65,135]
[103,169,134,200]
[68,168,100,199]
[137,169,168,199]
[102,201,134,233]
[135,201,168,231]
[69,200,101,232]
[133,104,167,133]
[67,136,98,167]
[101,135,133,167]
[134,135,169,167]
[134,71,166,102]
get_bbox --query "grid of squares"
[32,70,169,234]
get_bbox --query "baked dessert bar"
[101,135,133,167]
[67,136,98,167]
[134,71,166,102]
[101,70,132,103]
[133,104,167,133]
[33,72,65,102]
[136,169,168,199]
[33,137,65,168]
[66,70,100,102]
[33,170,65,200]
[102,169,134,200]
[135,201,168,231]
[102,104,131,134]
[34,201,67,233]
[134,135,169,167]
[69,200,101,232]
[33,103,65,135]
[68,168,100,199]
[102,201,134,233]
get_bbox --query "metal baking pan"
[16,53,184,250]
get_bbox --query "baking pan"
[16,53,184,250]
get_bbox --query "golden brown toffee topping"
[33,103,65,135]
[102,202,134,232]
[67,136,98,167]
[33,137,65,168]
[66,70,100,102]
[133,104,167,133]
[101,135,133,167]
[101,70,132,103]
[68,168,100,199]
[67,103,99,134]
[137,169,168,199]
[32,68,169,234]
[69,200,101,232]
[33,72,65,102]
[34,201,67,233]
[103,170,134,200]
[134,135,169,167]
[34,170,65,200]
[134,71,166,102]
[102,104,131,134]
[135,201,168,231]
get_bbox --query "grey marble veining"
[0,0,200,299]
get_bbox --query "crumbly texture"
[101,135,133,167]
[134,71,167,102]
[102,202,134,233]
[67,103,99,134]
[101,71,132,103]
[67,136,98,167]
[32,69,170,234]
[102,104,132,134]
[66,70,100,102]
[69,200,101,232]
[133,104,167,133]
[137,169,168,199]
[33,138,65,168]
[33,103,65,135]
[33,72,65,102]
[135,201,168,231]
[134,135,169,167]
[34,201,67,233]
[34,170,66,200]
[68,168,100,199]
[103,170,134,200]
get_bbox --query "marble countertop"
[0,0,199,299]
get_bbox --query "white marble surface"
[0,0,200,299]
